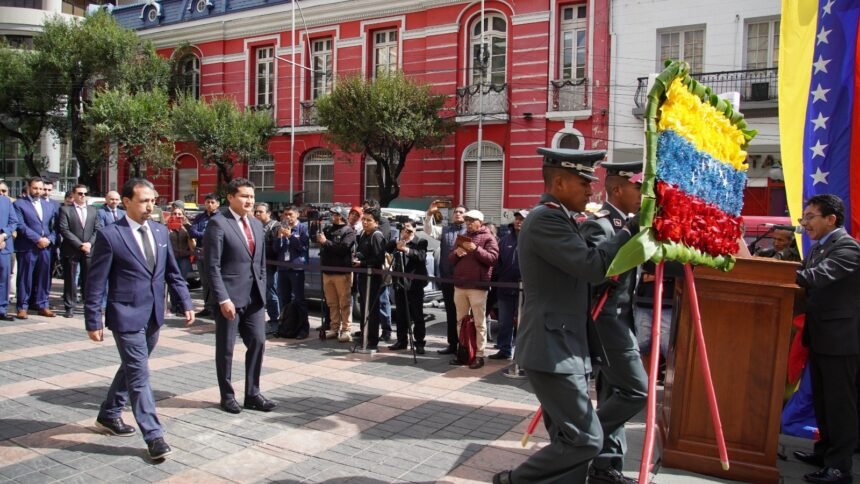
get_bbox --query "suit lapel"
[151,223,167,272]
[118,219,151,273]
[223,211,252,257]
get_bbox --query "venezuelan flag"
[779,0,860,242]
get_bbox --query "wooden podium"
[660,256,800,483]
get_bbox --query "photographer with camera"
[386,221,429,353]
[274,206,310,339]
[167,206,195,315]
[318,206,356,342]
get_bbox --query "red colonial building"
[112,0,610,223]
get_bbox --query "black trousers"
[62,254,90,311]
[810,352,859,472]
[441,282,458,348]
[358,274,382,348]
[393,282,425,345]
[214,291,266,401]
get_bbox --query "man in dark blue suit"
[0,183,18,321]
[13,177,56,319]
[97,191,126,227]
[205,178,274,414]
[274,205,310,339]
[84,178,194,461]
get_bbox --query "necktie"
[139,225,156,272]
[34,199,42,221]
[112,209,117,222]
[78,205,86,226]
[241,217,256,254]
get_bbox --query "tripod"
[393,251,418,364]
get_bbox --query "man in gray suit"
[205,178,275,414]
[58,184,103,318]
[493,148,638,484]
[792,194,860,484]
[580,161,647,484]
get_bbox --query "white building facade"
[608,0,784,216]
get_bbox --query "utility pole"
[475,0,485,214]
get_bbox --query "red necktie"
[241,217,256,254]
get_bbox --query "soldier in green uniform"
[580,161,647,484]
[493,148,638,484]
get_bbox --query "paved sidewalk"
[0,283,851,483]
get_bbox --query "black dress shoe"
[795,450,825,468]
[493,470,513,484]
[449,357,463,366]
[437,345,457,355]
[415,344,426,355]
[380,332,391,342]
[63,309,73,318]
[488,352,512,360]
[220,398,242,414]
[195,308,212,318]
[147,437,172,460]
[95,417,136,437]
[388,341,408,351]
[804,467,852,484]
[469,357,485,369]
[588,466,638,484]
[244,394,277,412]
[0,314,14,321]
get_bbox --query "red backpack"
[457,315,478,365]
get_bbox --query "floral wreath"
[608,60,758,276]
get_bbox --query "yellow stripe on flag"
[779,1,818,232]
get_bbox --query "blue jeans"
[379,286,392,336]
[265,266,280,321]
[496,293,518,356]
[99,320,163,442]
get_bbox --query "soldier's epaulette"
[591,210,610,219]
[542,201,561,209]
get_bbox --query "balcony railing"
[633,67,778,113]
[300,101,318,126]
[550,78,589,112]
[248,103,274,118]
[456,83,510,117]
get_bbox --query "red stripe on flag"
[851,17,860,238]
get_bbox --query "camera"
[434,199,452,208]
[166,215,183,231]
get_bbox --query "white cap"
[463,210,485,222]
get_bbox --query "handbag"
[456,315,477,365]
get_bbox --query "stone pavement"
[0,282,851,483]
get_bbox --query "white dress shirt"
[125,215,156,266]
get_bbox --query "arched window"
[462,141,504,224]
[559,133,581,149]
[470,14,507,86]
[553,129,585,150]
[178,55,200,99]
[303,149,334,204]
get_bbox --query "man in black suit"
[58,184,103,318]
[793,194,860,484]
[204,178,275,414]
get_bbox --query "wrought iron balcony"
[633,67,778,116]
[456,83,509,118]
[300,101,318,126]
[550,78,589,112]
[248,104,274,118]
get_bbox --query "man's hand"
[36,237,50,249]
[87,329,104,342]
[220,301,236,320]
[184,310,195,326]
[463,241,477,252]
[0,240,5,251]
[279,227,291,238]
[455,247,468,257]
[427,201,438,215]
[396,240,407,252]
[317,232,327,244]
[80,242,92,254]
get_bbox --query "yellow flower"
[658,79,748,171]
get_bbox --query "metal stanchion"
[354,267,376,354]
[503,281,526,379]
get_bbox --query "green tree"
[315,72,455,207]
[86,86,175,179]
[0,45,67,176]
[35,10,170,188]
[171,95,276,191]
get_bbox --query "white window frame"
[255,46,274,107]
[364,158,381,202]
[181,55,201,99]
[559,4,587,80]
[373,29,399,78]
[311,38,333,101]
[657,26,705,74]
[303,149,334,204]
[745,18,780,69]
[470,13,508,86]
[248,158,275,191]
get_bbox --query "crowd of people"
[1,161,856,484]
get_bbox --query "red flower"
[653,181,742,257]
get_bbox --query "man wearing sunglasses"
[58,185,103,318]
[792,194,860,484]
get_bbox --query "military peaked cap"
[600,160,644,183]
[537,147,606,181]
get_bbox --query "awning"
[254,191,295,204]
[388,197,437,210]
